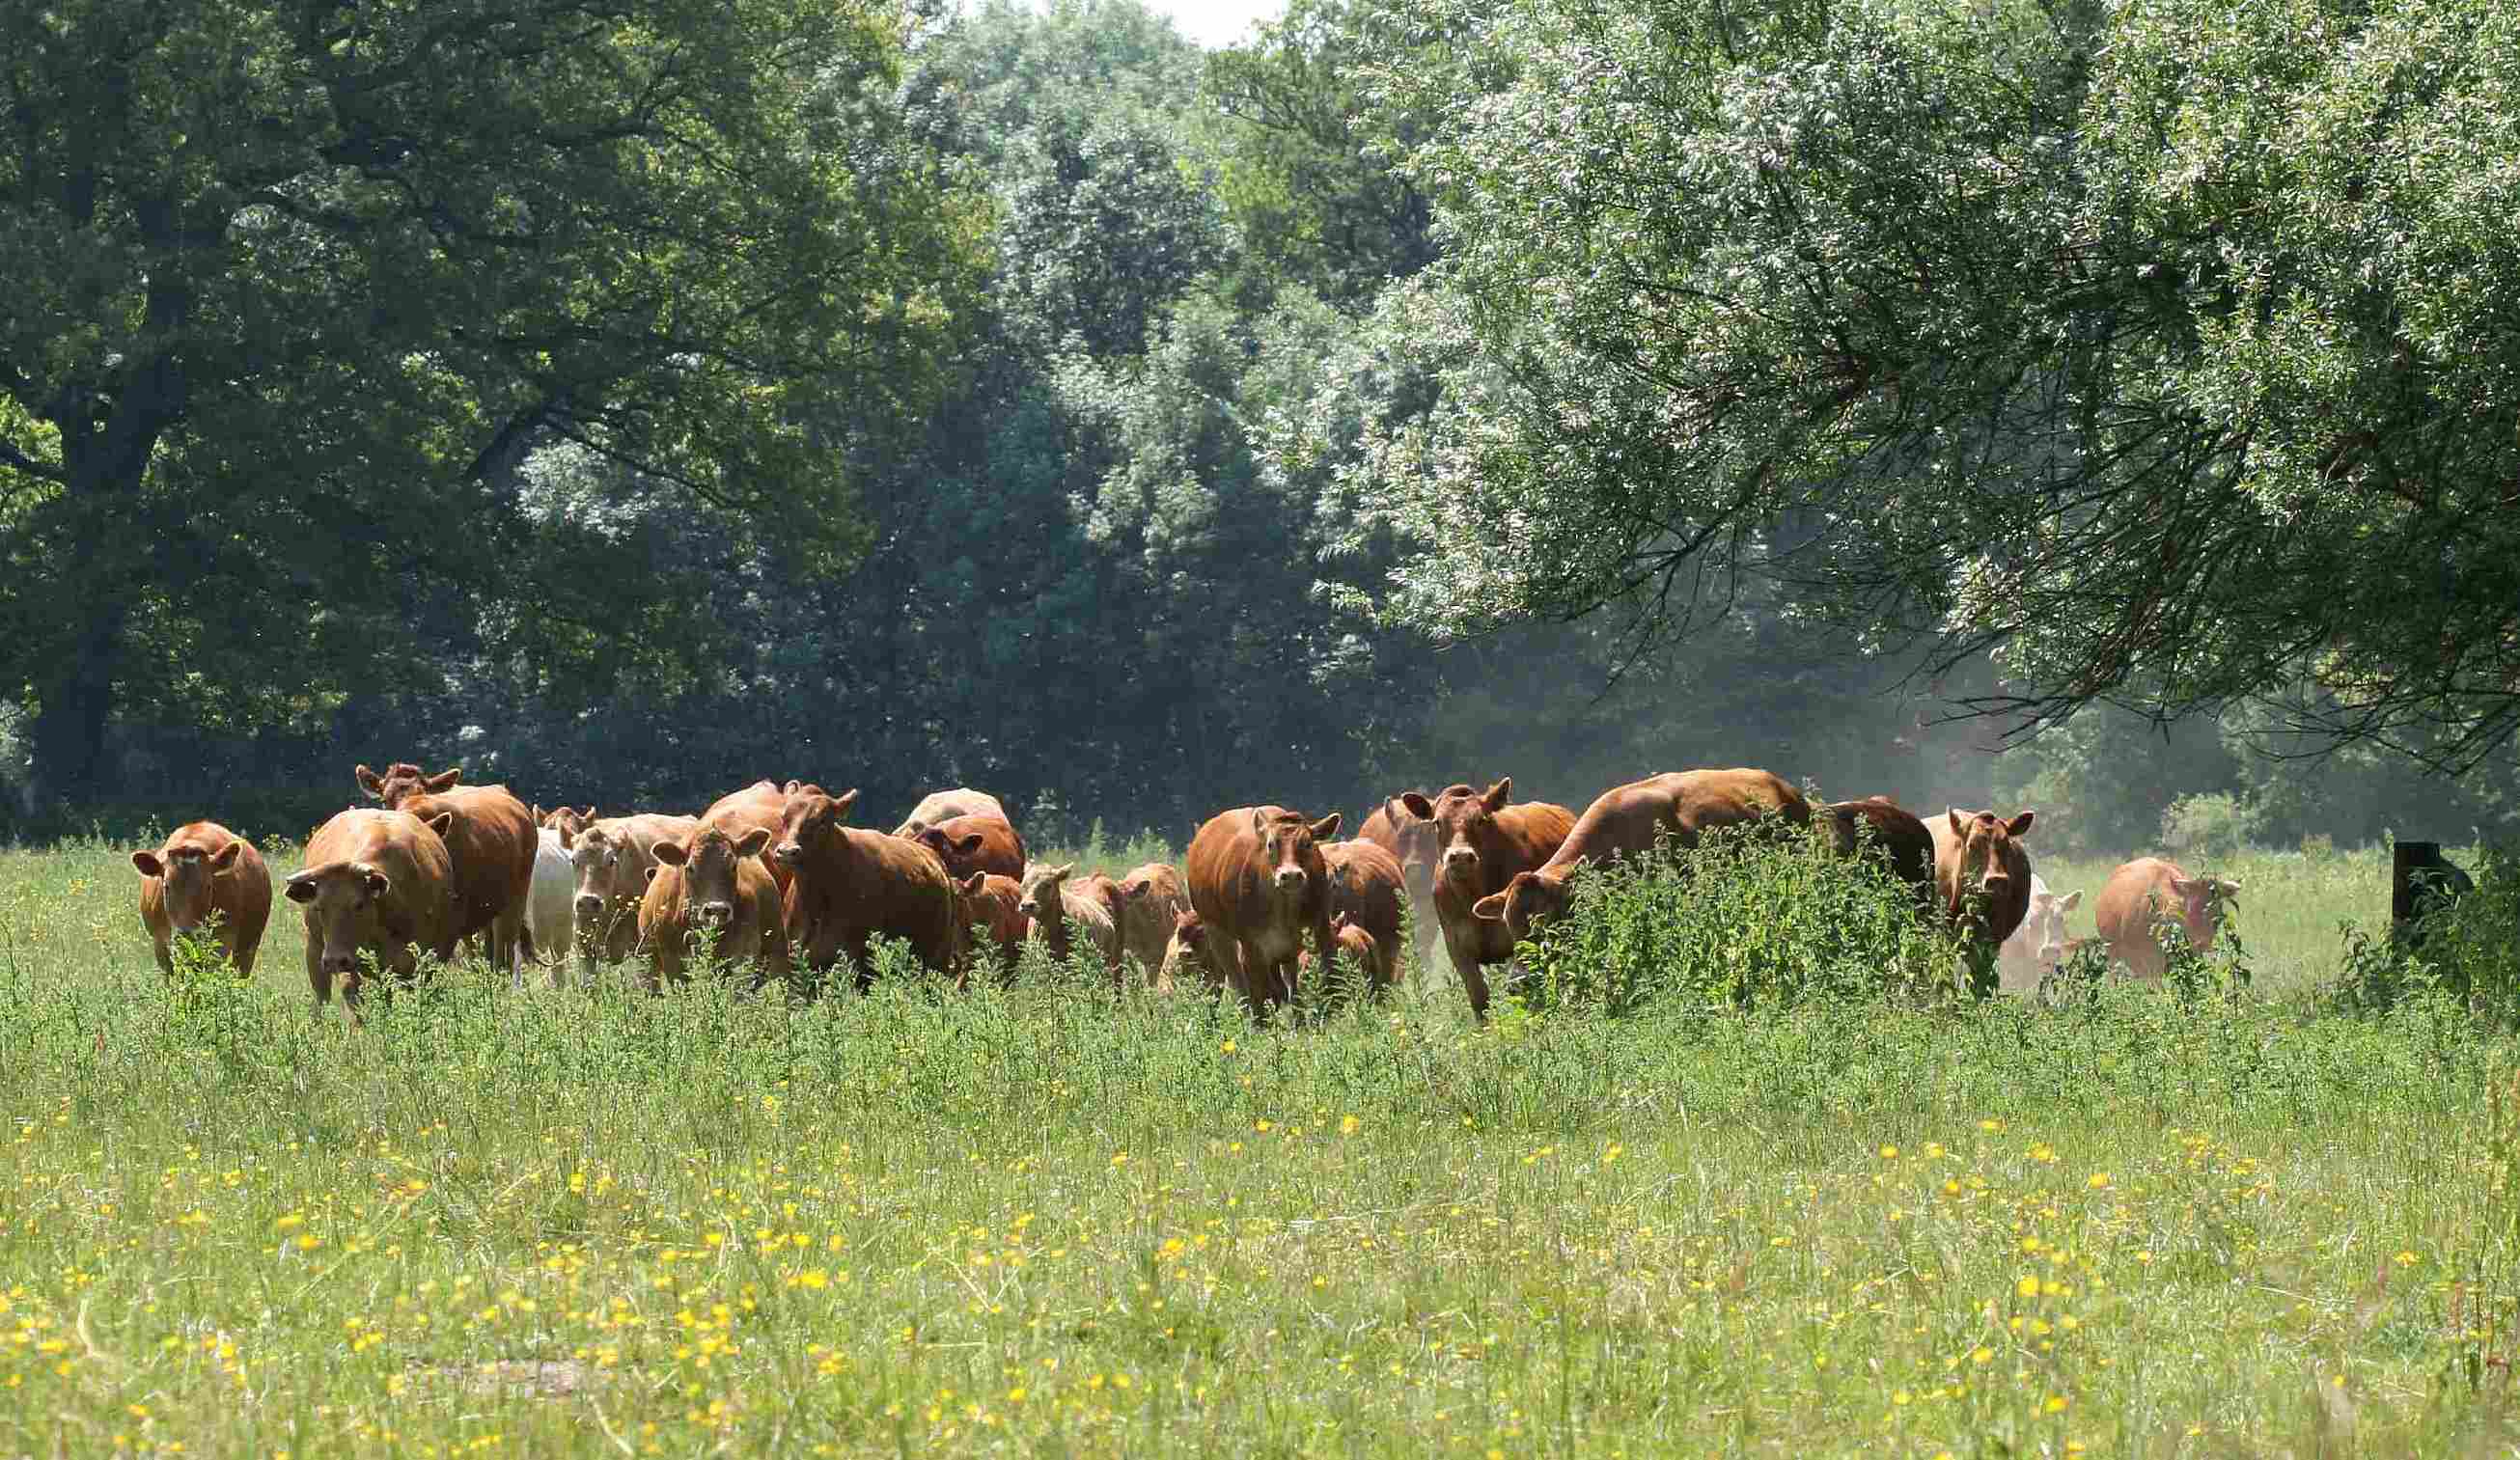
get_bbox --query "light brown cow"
[1300,911,1392,991]
[1358,785,1475,970]
[2092,856,2241,982]
[1930,808,2036,954]
[354,761,439,807]
[893,787,1011,840]
[1820,797,1939,906]
[132,821,274,978]
[770,786,960,987]
[1184,805,1342,1014]
[568,814,700,978]
[954,872,1031,982]
[1158,908,1232,994]
[1110,862,1190,986]
[1017,863,1124,984]
[286,808,459,1021]
[538,805,597,843]
[386,782,539,978]
[640,825,791,990]
[1319,839,1408,996]
[1409,779,1577,1020]
[1473,768,1811,947]
[906,813,1027,882]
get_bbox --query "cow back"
[1822,797,1937,902]
[894,787,1011,839]
[797,826,960,975]
[395,785,536,944]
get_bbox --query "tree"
[0,0,981,804]
[1363,0,2520,771]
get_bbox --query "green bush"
[1516,821,1970,1016]
[2161,791,2261,862]
[2327,845,2520,1022]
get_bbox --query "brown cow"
[132,821,274,978]
[2092,856,2241,983]
[1930,808,2036,953]
[286,808,459,1021]
[1110,862,1190,986]
[954,872,1031,982]
[1017,863,1124,984]
[1410,779,1577,1020]
[538,805,597,843]
[770,786,960,987]
[353,761,441,807]
[1184,805,1342,1013]
[640,825,791,990]
[1821,797,1938,905]
[1358,785,1475,971]
[568,814,700,978]
[387,782,538,980]
[1300,911,1392,991]
[893,787,1011,840]
[906,813,1027,882]
[1473,768,1811,947]
[1158,908,1232,994]
[1320,839,1408,996]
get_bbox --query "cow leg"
[1443,926,1493,1022]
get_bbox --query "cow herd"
[124,760,2243,1023]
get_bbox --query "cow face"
[654,827,769,931]
[1940,808,2034,939]
[1381,785,1472,898]
[1017,863,1073,923]
[285,860,396,983]
[1471,867,1574,945]
[2163,873,2241,950]
[1252,809,1341,903]
[1419,778,1515,895]
[569,826,641,923]
[355,762,457,808]
[772,789,860,869]
[2009,876,2083,978]
[540,805,596,844]
[133,834,243,935]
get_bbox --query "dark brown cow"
[770,786,959,986]
[1929,808,2036,956]
[1184,805,1342,1013]
[1110,862,1189,986]
[906,813,1027,882]
[388,782,538,978]
[1410,779,1577,1020]
[568,814,700,978]
[286,808,459,1022]
[1472,768,1811,947]
[1017,863,1124,984]
[640,825,791,990]
[1319,839,1407,996]
[1358,784,1475,971]
[954,872,1031,982]
[1820,797,1938,905]
[2092,856,2240,982]
[1300,911,1392,991]
[132,821,274,978]
[893,787,1011,840]
[1158,908,1231,994]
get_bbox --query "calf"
[1017,863,1124,984]
[286,808,459,1022]
[1184,805,1341,1013]
[954,872,1031,983]
[1930,808,2036,955]
[131,821,274,978]
[640,825,791,990]
[1358,785,1474,971]
[1473,768,1809,948]
[1407,778,1576,1020]
[894,787,1011,840]
[770,786,960,986]
[1997,873,2084,995]
[568,814,699,978]
[906,813,1027,882]
[1299,911,1391,991]
[1110,862,1189,986]
[1320,839,1408,996]
[1158,909,1232,994]
[2092,856,2240,983]
[524,829,576,986]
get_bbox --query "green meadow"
[3,836,2516,1457]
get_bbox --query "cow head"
[569,824,644,923]
[653,826,770,931]
[771,788,860,869]
[1160,908,1216,988]
[1378,785,1471,898]
[912,824,987,868]
[2161,872,2241,950]
[1940,808,2035,943]
[355,761,457,808]
[2006,875,2083,979]
[1471,866,1575,945]
[1413,778,1516,895]
[284,839,429,987]
[1252,808,1340,904]
[132,830,244,935]
[540,805,596,844]
[1017,863,1074,923]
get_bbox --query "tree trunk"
[27,600,125,810]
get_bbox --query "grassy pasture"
[2,837,2516,1457]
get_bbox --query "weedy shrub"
[2162,791,2261,862]
[1518,820,1970,1016]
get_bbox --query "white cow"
[524,828,577,987]
[1997,873,2082,995]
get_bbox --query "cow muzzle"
[771,842,802,867]
[574,894,606,923]
[697,901,734,929]
[1271,867,1306,893]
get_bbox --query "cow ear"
[531,804,544,822]
[1310,813,1342,840]
[1048,862,1074,879]
[1947,809,1967,836]
[644,866,659,884]
[2168,876,2201,897]
[209,840,243,870]
[958,872,985,895]
[1248,808,1267,838]
[355,764,383,797]
[578,806,596,822]
[424,769,460,794]
[783,780,801,796]
[426,812,457,840]
[131,850,166,877]
[1482,778,1511,813]
[831,789,859,819]
[2215,877,2242,897]
[734,827,773,860]
[361,866,393,901]
[557,825,575,849]
[2004,811,2035,839]
[1330,910,1352,930]
[952,831,985,856]
[1398,792,1434,821]
[284,869,321,904]
[652,841,687,867]
[1471,892,1508,923]
[2059,890,2083,912]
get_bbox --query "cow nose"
[771,842,801,866]
[698,901,734,927]
[1272,867,1304,890]
[322,953,357,976]
[1443,847,1477,869]
[574,895,605,923]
